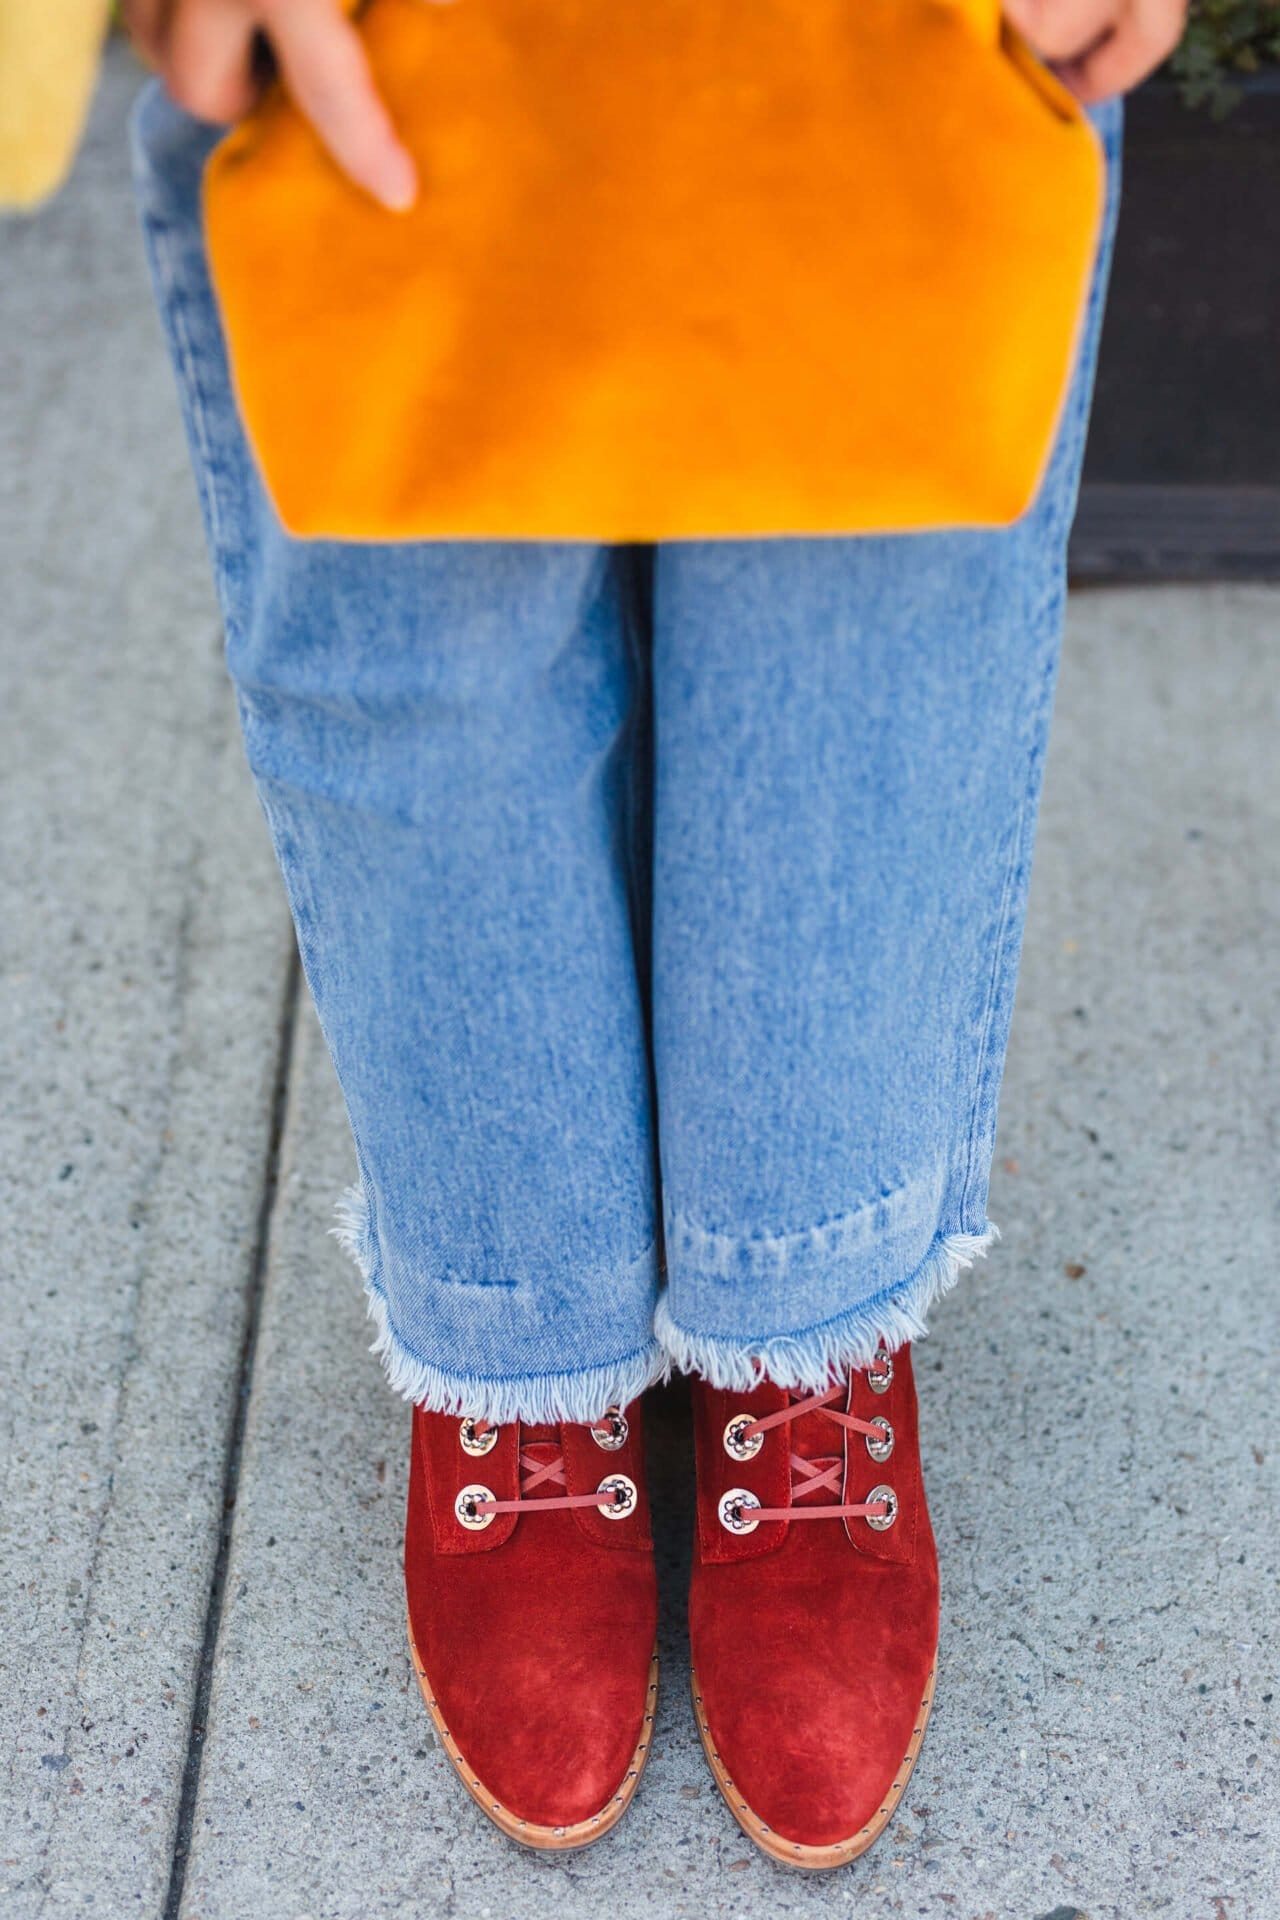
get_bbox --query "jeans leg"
[651,103,1123,1388]
[130,83,663,1422]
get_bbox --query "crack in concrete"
[160,946,301,1920]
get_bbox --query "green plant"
[1170,0,1280,113]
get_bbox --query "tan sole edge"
[407,1611,658,1852]
[691,1659,937,1871]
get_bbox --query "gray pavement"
[2,44,1277,1920]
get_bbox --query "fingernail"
[376,150,418,212]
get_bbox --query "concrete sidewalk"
[2,46,1277,1920]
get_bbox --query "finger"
[263,0,417,210]
[1055,0,1185,99]
[1003,0,1121,62]
[162,0,261,124]
[122,0,171,67]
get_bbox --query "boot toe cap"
[695,1630,935,1849]
[445,1654,652,1828]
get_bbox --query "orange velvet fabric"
[202,0,1104,543]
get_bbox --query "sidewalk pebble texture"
[2,45,1276,1920]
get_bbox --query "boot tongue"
[786,1389,842,1466]
[513,1423,564,1502]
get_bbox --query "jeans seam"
[955,106,1122,1226]
[422,1229,657,1295]
[665,1179,918,1251]
[956,778,1029,1228]
[144,212,234,607]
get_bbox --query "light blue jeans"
[131,81,1122,1425]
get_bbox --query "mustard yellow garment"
[0,0,113,209]
[205,0,1105,543]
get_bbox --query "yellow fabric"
[0,0,112,209]
[204,0,1105,543]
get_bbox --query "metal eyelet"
[596,1472,638,1519]
[864,1483,898,1531]
[866,1344,894,1394]
[719,1488,762,1535]
[455,1484,496,1530]
[864,1415,894,1463]
[590,1406,629,1452]
[722,1413,764,1462]
[459,1417,498,1457]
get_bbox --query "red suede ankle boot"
[405,1398,658,1849]
[688,1342,938,1868]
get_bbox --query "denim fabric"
[130,81,1121,1422]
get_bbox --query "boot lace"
[721,1370,896,1530]
[453,1411,637,1528]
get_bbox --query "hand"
[123,0,417,209]
[1002,0,1189,102]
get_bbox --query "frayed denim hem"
[332,1186,670,1423]
[362,1287,669,1423]
[653,1224,998,1393]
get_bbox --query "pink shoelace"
[735,1383,892,1523]
[463,1420,633,1519]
